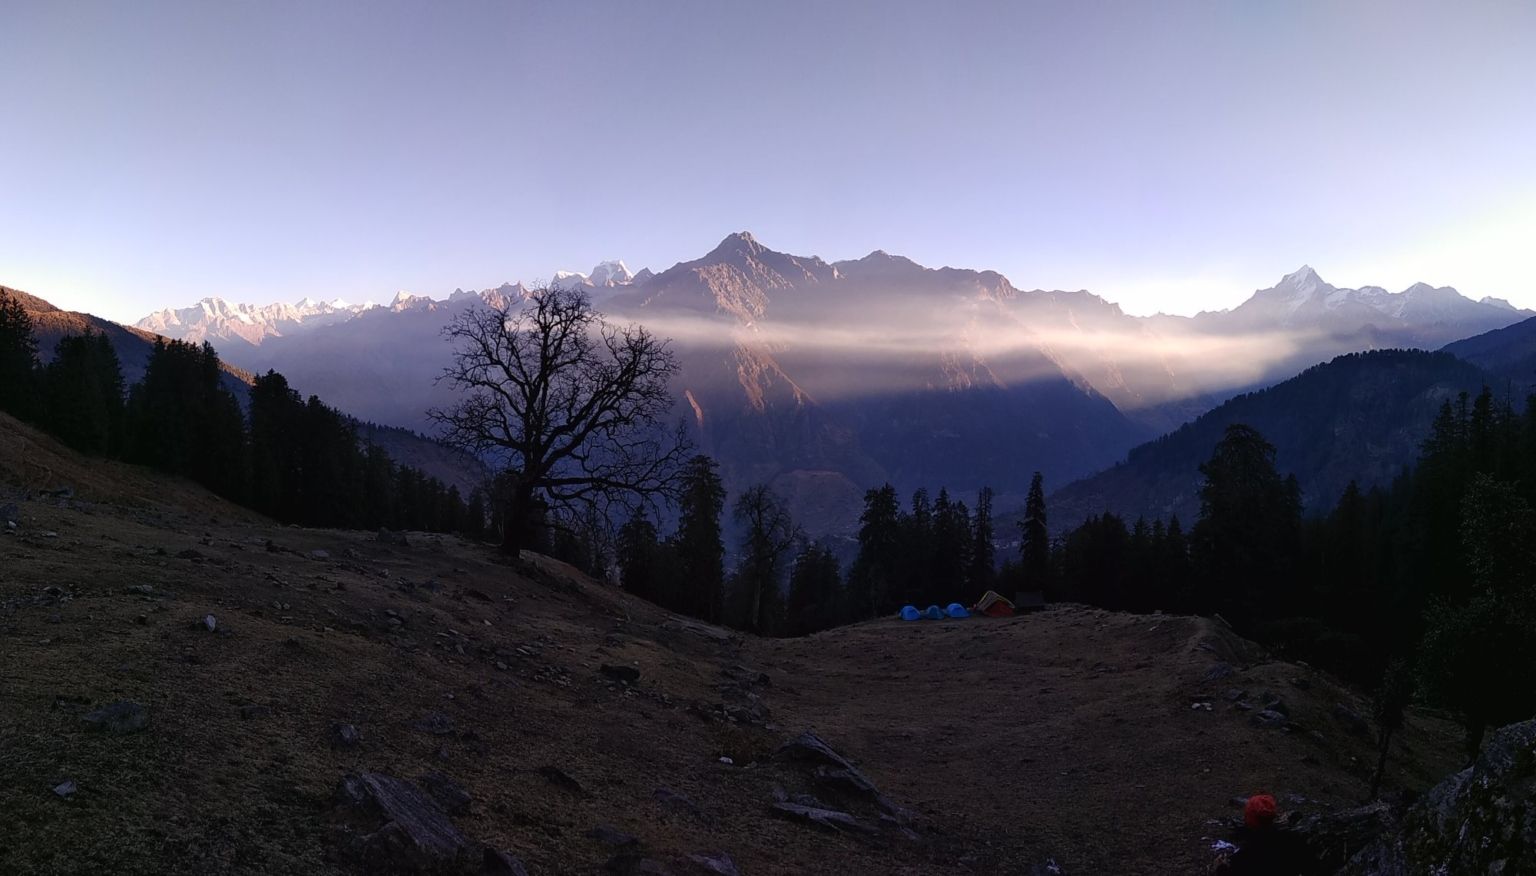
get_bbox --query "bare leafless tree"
[431,286,689,556]
[733,484,801,634]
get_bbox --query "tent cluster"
[900,590,1017,621]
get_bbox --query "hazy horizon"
[4,1,1534,324]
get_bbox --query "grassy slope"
[0,413,1462,874]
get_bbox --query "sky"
[2,0,1534,325]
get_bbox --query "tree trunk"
[1466,717,1487,766]
[500,483,535,557]
[1369,727,1393,799]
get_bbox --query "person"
[1212,794,1319,875]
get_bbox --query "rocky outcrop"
[1325,717,1536,874]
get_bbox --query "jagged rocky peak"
[588,259,634,286]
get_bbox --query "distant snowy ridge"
[134,260,644,346]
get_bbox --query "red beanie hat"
[1244,794,1278,829]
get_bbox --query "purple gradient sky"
[2,1,1533,324]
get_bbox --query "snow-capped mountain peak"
[589,260,634,286]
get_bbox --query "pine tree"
[465,488,487,539]
[42,331,124,455]
[1191,424,1300,623]
[1020,471,1050,597]
[672,455,727,622]
[617,514,666,604]
[849,484,902,617]
[0,289,40,420]
[786,544,841,636]
[969,486,996,592]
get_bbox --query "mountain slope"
[5,284,255,394]
[0,410,1464,875]
[6,285,487,497]
[1442,313,1536,393]
[1049,349,1490,531]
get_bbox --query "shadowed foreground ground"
[0,413,1461,874]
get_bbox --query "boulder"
[337,772,470,872]
[418,771,471,815]
[776,731,878,795]
[1337,718,1536,874]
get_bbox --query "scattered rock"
[239,704,272,720]
[311,549,331,560]
[1251,709,1290,729]
[812,764,880,796]
[337,772,470,871]
[777,732,879,795]
[202,614,217,633]
[586,824,640,848]
[481,848,530,875]
[411,711,456,736]
[81,701,149,734]
[0,503,18,523]
[1224,688,1248,701]
[538,765,587,796]
[52,780,77,798]
[601,664,641,683]
[1203,662,1235,681]
[1290,676,1312,690]
[418,771,471,815]
[1260,692,1289,715]
[769,801,878,835]
[331,723,361,749]
[377,528,410,547]
[605,853,675,875]
[685,851,740,876]
[1331,703,1371,737]
[653,787,703,819]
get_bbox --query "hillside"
[4,285,488,499]
[4,284,255,396]
[1049,349,1489,532]
[0,413,1466,874]
[1442,313,1536,394]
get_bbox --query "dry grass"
[0,414,1463,874]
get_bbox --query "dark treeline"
[1050,395,1536,762]
[0,290,480,536]
[617,459,1005,637]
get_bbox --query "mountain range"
[124,233,1532,534]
